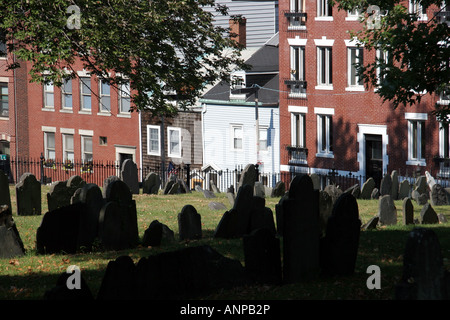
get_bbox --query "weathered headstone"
[208,202,227,211]
[0,205,25,258]
[271,181,285,197]
[344,184,360,199]
[420,203,439,224]
[254,182,265,198]
[47,181,71,212]
[320,193,361,276]
[202,189,216,198]
[324,184,343,205]
[98,202,123,250]
[163,175,177,195]
[142,220,175,246]
[378,195,397,225]
[210,180,220,193]
[78,183,104,249]
[360,177,375,200]
[380,173,392,196]
[391,170,399,200]
[249,204,276,236]
[238,164,257,190]
[0,170,12,213]
[362,216,379,230]
[318,190,333,236]
[398,180,410,200]
[44,268,94,300]
[243,228,281,285]
[168,182,180,194]
[438,213,448,224]
[194,185,203,193]
[425,171,437,191]
[142,172,161,195]
[415,175,428,194]
[282,175,320,283]
[430,184,450,206]
[178,204,202,241]
[16,173,41,216]
[120,159,139,194]
[226,192,235,207]
[402,197,414,225]
[310,173,320,190]
[102,175,120,198]
[371,188,380,199]
[396,228,447,300]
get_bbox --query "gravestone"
[0,205,25,258]
[102,179,139,248]
[254,182,265,198]
[398,180,410,200]
[360,177,375,200]
[78,183,104,249]
[249,204,276,236]
[380,174,392,196]
[396,228,447,300]
[44,268,94,300]
[202,189,216,198]
[178,178,190,193]
[271,181,285,197]
[391,170,399,200]
[320,193,361,276]
[210,180,220,193]
[67,175,86,195]
[120,159,139,194]
[415,175,428,194]
[412,189,428,205]
[425,171,437,191]
[275,193,289,236]
[47,181,71,212]
[195,185,203,192]
[15,173,41,216]
[362,216,379,230]
[178,204,202,241]
[438,213,448,223]
[142,172,161,194]
[102,175,120,198]
[310,173,320,190]
[324,184,343,206]
[163,175,177,195]
[0,170,12,213]
[142,220,175,246]
[420,203,439,224]
[243,228,281,285]
[344,184,360,199]
[97,255,138,300]
[238,164,257,189]
[168,182,180,194]
[282,175,320,283]
[430,184,450,206]
[371,188,380,199]
[226,192,235,207]
[402,197,414,225]
[208,202,227,211]
[264,186,273,198]
[378,195,397,225]
[98,202,123,250]
[318,190,333,236]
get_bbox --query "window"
[259,127,268,151]
[292,113,306,147]
[440,122,450,158]
[231,125,243,150]
[347,8,362,19]
[438,86,450,105]
[80,77,91,111]
[63,134,74,161]
[317,0,332,17]
[409,0,427,20]
[376,49,390,85]
[317,47,332,86]
[99,136,108,146]
[62,79,72,109]
[81,136,93,162]
[168,127,181,158]
[0,83,8,117]
[99,79,111,112]
[0,40,6,58]
[288,0,306,28]
[44,132,55,160]
[408,120,426,161]
[317,114,333,155]
[348,47,364,87]
[119,82,131,113]
[147,125,160,156]
[43,82,54,108]
[289,46,306,96]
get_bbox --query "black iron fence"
[2,155,450,193]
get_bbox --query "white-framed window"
[348,47,364,87]
[289,46,306,97]
[0,83,8,117]
[376,49,390,85]
[317,46,333,87]
[291,112,306,148]
[438,86,450,105]
[43,82,54,108]
[167,127,181,158]
[44,132,56,160]
[147,125,160,156]
[409,0,427,20]
[119,82,131,113]
[315,108,334,157]
[80,77,91,111]
[231,124,243,151]
[259,127,268,151]
[440,121,450,158]
[81,135,93,162]
[346,8,362,20]
[63,133,74,161]
[61,78,72,110]
[99,79,111,112]
[288,0,306,28]
[405,113,427,165]
[317,0,332,17]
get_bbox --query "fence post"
[185,163,191,191]
[40,153,45,184]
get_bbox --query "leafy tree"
[330,0,450,122]
[0,0,246,116]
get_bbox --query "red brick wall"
[279,0,442,177]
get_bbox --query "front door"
[365,134,383,188]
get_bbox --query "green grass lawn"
[1,185,450,300]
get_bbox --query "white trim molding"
[356,124,389,176]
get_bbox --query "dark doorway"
[365,134,382,188]
[119,153,133,168]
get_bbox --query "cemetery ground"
[1,185,450,300]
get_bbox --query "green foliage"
[0,0,246,116]
[331,0,449,116]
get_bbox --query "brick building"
[0,55,141,182]
[279,0,448,186]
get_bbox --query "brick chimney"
[229,17,246,47]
